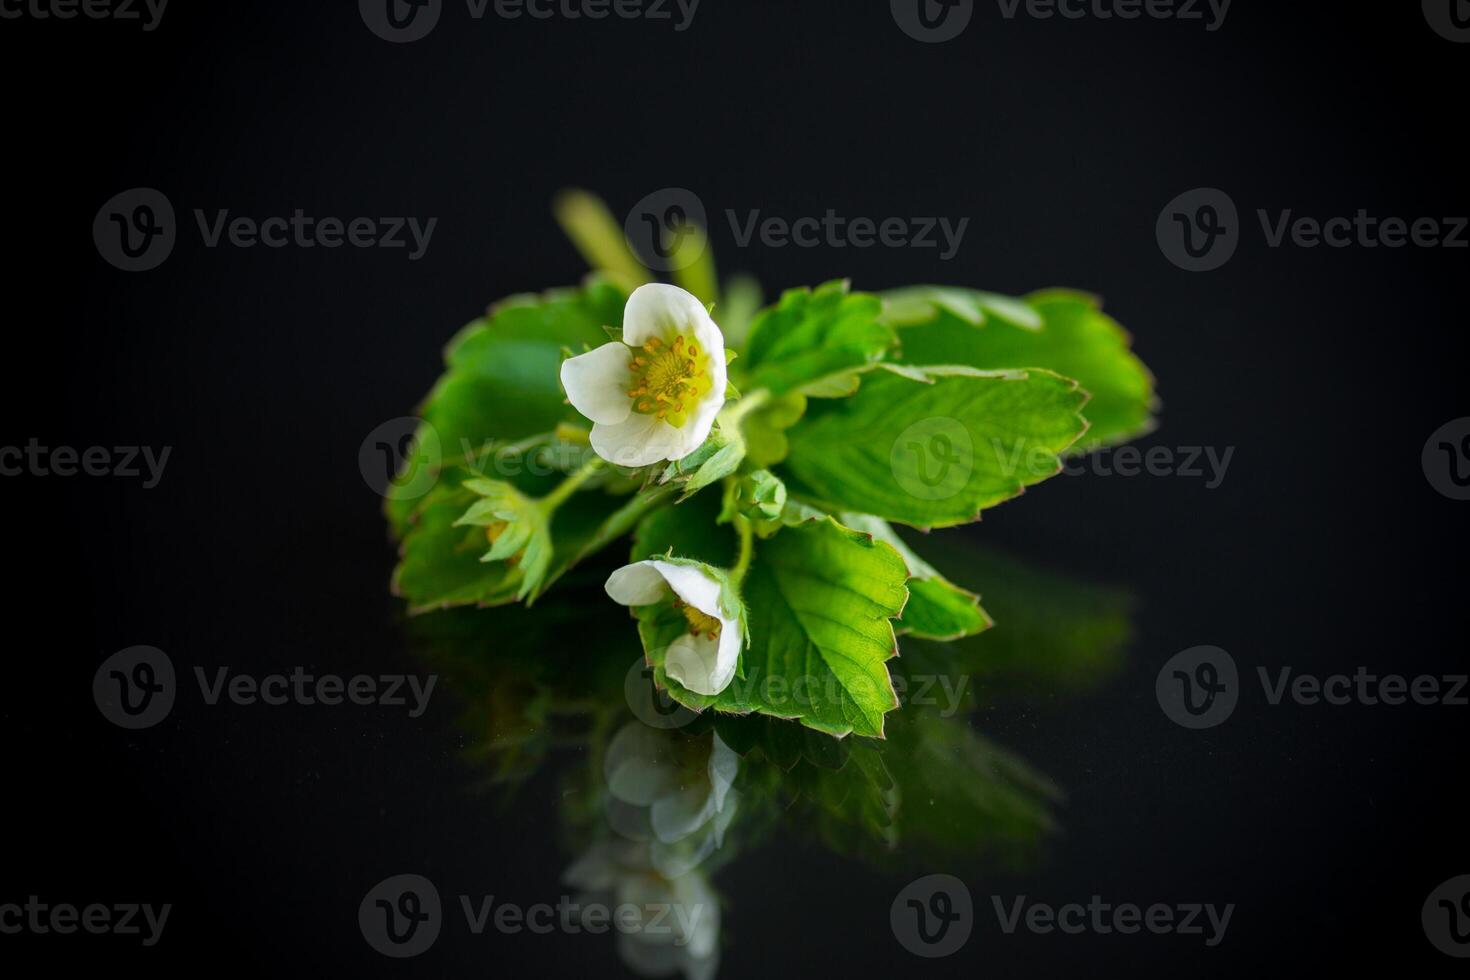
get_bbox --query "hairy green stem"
[730,512,755,586]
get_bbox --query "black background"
[2,0,1466,976]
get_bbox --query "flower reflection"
[563,723,737,980]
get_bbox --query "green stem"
[719,387,771,429]
[730,512,755,585]
[552,190,652,293]
[540,456,604,513]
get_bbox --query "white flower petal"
[666,632,738,696]
[623,283,713,347]
[671,393,723,462]
[562,840,620,891]
[650,781,718,844]
[590,413,691,468]
[646,561,724,619]
[706,733,738,815]
[606,797,656,842]
[560,341,634,426]
[605,561,671,607]
[604,722,681,806]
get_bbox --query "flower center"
[675,598,722,640]
[626,334,711,429]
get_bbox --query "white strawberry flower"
[560,283,728,468]
[605,559,743,696]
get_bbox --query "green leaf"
[884,287,1156,449]
[742,392,806,469]
[839,514,990,641]
[640,518,909,739]
[780,366,1088,528]
[386,282,627,541]
[659,426,745,500]
[741,281,895,395]
[899,579,991,641]
[883,286,1043,331]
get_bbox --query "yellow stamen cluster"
[626,334,709,428]
[674,598,722,640]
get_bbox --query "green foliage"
[884,286,1157,448]
[386,194,1158,741]
[781,366,1088,528]
[741,280,895,396]
[840,514,990,641]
